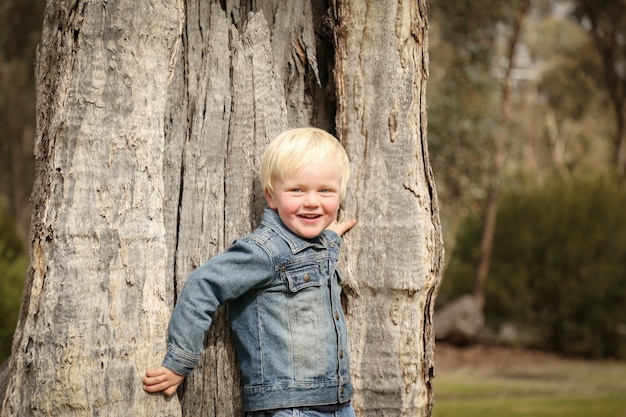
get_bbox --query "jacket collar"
[261,208,338,254]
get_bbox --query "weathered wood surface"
[334,1,442,416]
[1,0,184,415]
[166,5,287,416]
[1,1,442,416]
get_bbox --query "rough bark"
[1,1,443,416]
[334,1,442,415]
[165,5,287,416]
[1,0,184,415]
[0,361,7,408]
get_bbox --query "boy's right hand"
[142,366,185,396]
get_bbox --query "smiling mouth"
[299,214,321,219]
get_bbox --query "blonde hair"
[260,127,350,199]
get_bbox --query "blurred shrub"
[443,173,626,358]
[0,211,27,363]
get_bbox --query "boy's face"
[265,160,341,239]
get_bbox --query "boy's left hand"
[327,218,357,236]
[142,366,185,396]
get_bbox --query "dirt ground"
[434,342,584,373]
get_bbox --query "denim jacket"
[162,208,353,411]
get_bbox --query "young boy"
[143,127,357,416]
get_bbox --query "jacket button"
[340,386,345,394]
[303,274,310,282]
[339,350,344,358]
[334,312,340,320]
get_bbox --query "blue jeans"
[246,404,357,417]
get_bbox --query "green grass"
[433,358,626,417]
[434,393,626,417]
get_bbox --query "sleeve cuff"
[162,344,200,376]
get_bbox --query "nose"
[303,191,320,207]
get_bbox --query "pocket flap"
[283,265,323,292]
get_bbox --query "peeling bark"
[334,1,442,416]
[1,1,442,416]
[1,0,184,415]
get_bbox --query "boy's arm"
[142,366,185,396]
[154,239,275,380]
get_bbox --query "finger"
[342,218,357,231]
[143,381,167,393]
[144,368,166,378]
[143,372,177,390]
[142,375,161,386]
[163,384,180,396]
[334,218,357,235]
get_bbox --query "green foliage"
[428,0,548,220]
[0,0,41,365]
[0,211,27,363]
[428,1,507,204]
[528,11,607,131]
[444,173,626,358]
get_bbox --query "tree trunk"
[333,1,441,416]
[577,1,626,185]
[1,1,443,416]
[165,5,289,415]
[1,0,184,415]
[473,0,529,307]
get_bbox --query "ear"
[264,188,277,209]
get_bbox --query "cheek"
[323,198,341,213]
[280,199,301,213]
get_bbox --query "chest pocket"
[283,264,324,292]
[281,263,325,320]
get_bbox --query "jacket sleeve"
[162,238,273,375]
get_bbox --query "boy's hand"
[142,367,185,396]
[327,218,357,236]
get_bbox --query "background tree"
[431,0,625,351]
[1,1,443,417]
[0,0,43,241]
[572,0,626,185]
[473,0,530,308]
[428,0,531,254]
[428,0,531,339]
[528,4,608,178]
[0,215,27,364]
